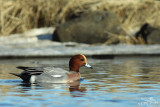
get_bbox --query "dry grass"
[98,0,160,33]
[0,0,160,44]
[104,31,146,45]
[0,0,98,36]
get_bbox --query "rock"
[136,23,160,44]
[52,11,126,44]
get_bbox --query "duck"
[10,54,93,83]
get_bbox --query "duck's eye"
[80,58,84,61]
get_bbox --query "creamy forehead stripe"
[80,54,87,61]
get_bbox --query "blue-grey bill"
[85,63,93,69]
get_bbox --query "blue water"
[0,57,160,107]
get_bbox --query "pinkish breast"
[67,72,81,82]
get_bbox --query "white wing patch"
[30,75,36,83]
[51,75,62,77]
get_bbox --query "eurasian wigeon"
[10,54,92,83]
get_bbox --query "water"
[0,56,160,107]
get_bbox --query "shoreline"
[1,44,160,59]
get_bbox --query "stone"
[136,23,160,44]
[52,11,126,44]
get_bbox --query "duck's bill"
[85,63,93,69]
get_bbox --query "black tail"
[10,73,21,77]
[11,66,43,82]
[10,72,31,82]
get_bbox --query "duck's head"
[69,54,93,72]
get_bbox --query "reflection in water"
[0,57,160,106]
[68,81,87,97]
[0,80,87,98]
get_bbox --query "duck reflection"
[18,80,87,97]
[68,80,87,97]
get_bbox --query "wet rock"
[52,11,126,44]
[136,23,160,44]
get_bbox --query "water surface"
[0,57,160,107]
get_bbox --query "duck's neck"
[69,65,79,72]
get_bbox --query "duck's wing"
[31,67,69,83]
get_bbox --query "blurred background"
[0,0,160,57]
[0,0,160,107]
[0,0,160,43]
